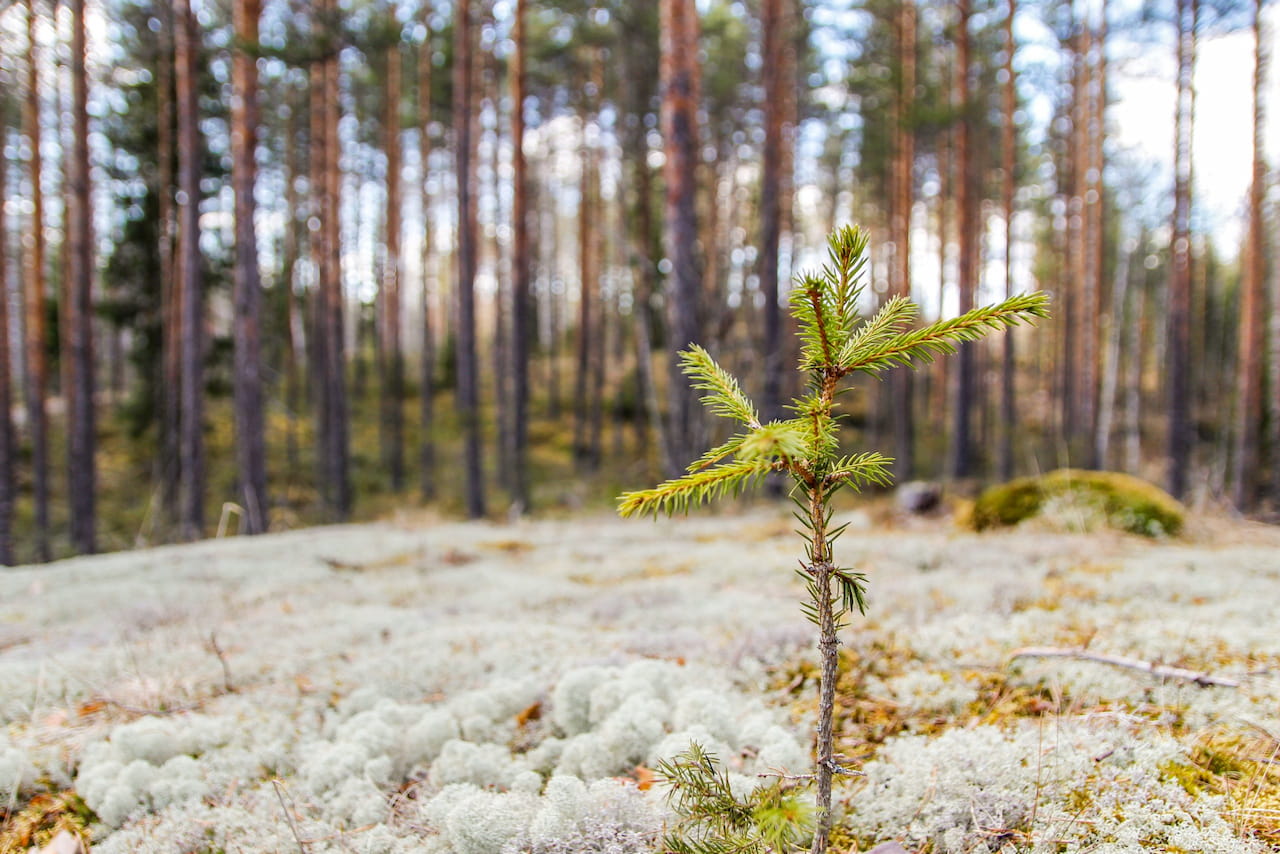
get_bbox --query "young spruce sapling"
[618,224,1048,854]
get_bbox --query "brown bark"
[1166,0,1196,499]
[1233,0,1266,510]
[1077,17,1100,459]
[659,0,704,476]
[0,122,13,565]
[22,0,51,561]
[891,1,917,478]
[418,11,437,501]
[760,0,788,429]
[309,54,331,511]
[67,0,96,554]
[382,40,405,491]
[574,79,599,470]
[231,0,268,534]
[999,0,1017,480]
[322,0,350,519]
[454,0,485,517]
[510,0,530,507]
[282,83,302,472]
[948,0,975,479]
[1088,3,1110,469]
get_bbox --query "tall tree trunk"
[1096,228,1131,470]
[1124,235,1149,474]
[309,54,332,512]
[999,0,1017,480]
[510,0,530,508]
[1233,0,1266,510]
[891,0,916,479]
[574,90,598,470]
[948,0,975,479]
[23,0,51,561]
[1077,16,1100,461]
[1087,2,1110,470]
[382,40,405,491]
[659,0,704,476]
[0,127,14,565]
[67,0,96,554]
[231,0,268,534]
[156,0,181,537]
[175,0,204,541]
[760,0,788,431]
[323,0,351,519]
[454,0,485,517]
[282,82,302,473]
[1166,0,1196,500]
[417,11,436,501]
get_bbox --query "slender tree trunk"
[1166,0,1196,500]
[0,129,14,565]
[282,83,302,472]
[1125,236,1149,474]
[454,0,485,518]
[948,0,975,479]
[574,95,598,469]
[23,0,51,561]
[67,0,95,554]
[309,55,332,512]
[891,1,916,479]
[175,0,205,541]
[323,1,351,519]
[417,11,436,501]
[1096,229,1131,470]
[760,0,788,431]
[1077,17,1099,462]
[999,0,1017,480]
[231,0,268,534]
[660,0,704,476]
[510,0,530,508]
[382,41,405,491]
[1233,0,1266,510]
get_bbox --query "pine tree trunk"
[1087,2,1110,470]
[0,130,14,565]
[1096,230,1132,470]
[282,84,302,473]
[574,96,597,470]
[949,0,975,479]
[1077,18,1100,463]
[660,0,704,476]
[67,0,96,554]
[999,0,1017,480]
[760,0,786,430]
[510,0,530,508]
[175,0,204,541]
[323,3,351,519]
[1233,0,1266,510]
[891,1,916,479]
[309,57,332,512]
[23,0,51,561]
[1166,0,1196,500]
[383,41,405,492]
[418,10,437,501]
[231,0,268,534]
[454,0,485,518]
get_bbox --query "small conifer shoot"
[618,224,1049,853]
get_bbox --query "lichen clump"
[968,469,1184,537]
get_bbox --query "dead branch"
[1006,646,1240,688]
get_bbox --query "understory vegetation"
[3,510,1279,853]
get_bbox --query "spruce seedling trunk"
[619,225,1048,854]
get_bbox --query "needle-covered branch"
[682,345,760,428]
[617,458,780,519]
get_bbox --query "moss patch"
[968,469,1184,537]
[0,791,94,854]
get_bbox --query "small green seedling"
[619,224,1048,853]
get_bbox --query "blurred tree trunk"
[309,57,331,511]
[454,0,485,517]
[175,0,204,541]
[1166,0,1196,500]
[67,0,96,554]
[418,9,436,501]
[158,1,181,535]
[510,0,530,508]
[891,0,916,479]
[660,0,704,476]
[323,0,351,519]
[0,130,13,565]
[1233,0,1266,510]
[281,83,302,472]
[760,0,789,431]
[1078,16,1100,463]
[948,0,975,479]
[23,0,51,561]
[1088,2,1110,470]
[574,82,599,471]
[382,40,405,491]
[231,0,268,533]
[999,0,1017,480]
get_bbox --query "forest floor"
[3,505,1280,853]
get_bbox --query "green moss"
[969,469,1184,537]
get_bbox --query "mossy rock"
[969,469,1184,537]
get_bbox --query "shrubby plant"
[619,224,1048,853]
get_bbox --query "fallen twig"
[272,779,310,854]
[1006,646,1240,688]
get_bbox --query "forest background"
[0,0,1275,564]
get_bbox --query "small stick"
[272,779,309,854]
[208,632,236,694]
[1006,646,1240,688]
